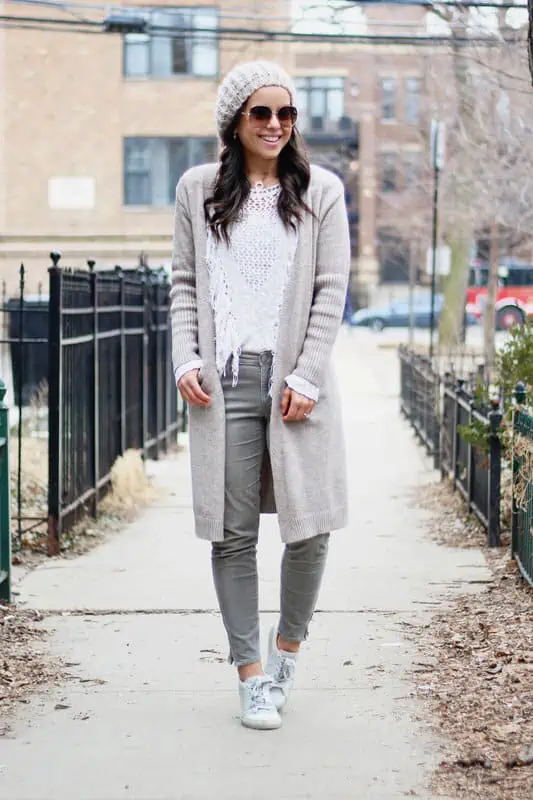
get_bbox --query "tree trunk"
[437,35,473,349]
[528,0,533,85]
[438,231,470,350]
[483,221,499,381]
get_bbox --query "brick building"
[294,5,430,301]
[0,0,294,291]
[1,1,431,298]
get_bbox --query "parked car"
[350,294,477,332]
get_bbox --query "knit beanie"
[215,60,297,138]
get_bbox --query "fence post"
[89,262,99,518]
[163,275,172,452]
[488,398,502,548]
[452,378,463,491]
[432,371,440,470]
[118,268,126,455]
[15,264,25,547]
[141,271,148,459]
[154,276,161,460]
[47,256,62,556]
[467,399,473,512]
[511,381,527,556]
[0,380,11,602]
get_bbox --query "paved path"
[0,329,490,799]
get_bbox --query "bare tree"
[528,0,533,83]
[379,7,533,363]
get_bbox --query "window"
[124,138,217,206]
[405,77,421,124]
[504,266,533,286]
[124,7,218,78]
[403,151,421,188]
[380,78,396,121]
[295,76,345,132]
[379,152,398,192]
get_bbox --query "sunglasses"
[241,105,298,127]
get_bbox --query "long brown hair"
[204,104,312,243]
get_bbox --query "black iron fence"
[512,394,533,586]
[47,259,179,553]
[440,377,502,547]
[0,268,48,547]
[399,347,439,467]
[398,346,502,548]
[1,255,180,556]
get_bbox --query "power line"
[0,13,522,45]
[337,1,527,7]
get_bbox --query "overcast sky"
[291,1,528,36]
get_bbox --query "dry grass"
[413,481,533,800]
[9,434,48,552]
[100,448,158,518]
[10,440,160,564]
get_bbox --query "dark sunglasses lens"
[249,106,272,122]
[278,106,297,124]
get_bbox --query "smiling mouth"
[259,135,282,143]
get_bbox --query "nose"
[266,112,282,130]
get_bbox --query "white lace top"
[175,183,319,402]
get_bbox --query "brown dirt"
[0,604,64,737]
[414,481,533,799]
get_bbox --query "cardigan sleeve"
[286,183,350,391]
[169,178,202,376]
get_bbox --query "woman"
[170,60,350,731]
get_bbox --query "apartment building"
[294,5,430,298]
[1,1,433,297]
[0,0,294,291]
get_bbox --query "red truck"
[466,260,533,330]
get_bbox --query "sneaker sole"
[241,716,282,731]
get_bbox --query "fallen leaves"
[0,604,63,731]
[415,482,533,800]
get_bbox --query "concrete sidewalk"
[0,329,489,799]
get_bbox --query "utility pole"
[429,120,445,360]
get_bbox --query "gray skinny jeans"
[211,352,329,668]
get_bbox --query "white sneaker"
[238,675,282,730]
[265,626,297,712]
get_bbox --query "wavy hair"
[204,105,312,243]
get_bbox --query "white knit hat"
[215,60,297,138]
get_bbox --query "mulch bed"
[414,482,533,799]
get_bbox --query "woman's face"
[235,86,294,164]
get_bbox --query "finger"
[180,378,210,407]
[187,383,211,406]
[281,388,291,415]
[283,392,301,422]
[189,378,211,405]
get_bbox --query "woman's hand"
[281,388,316,422]
[178,370,211,407]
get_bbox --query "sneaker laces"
[249,676,274,710]
[274,655,295,685]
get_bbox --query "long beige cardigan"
[170,162,350,543]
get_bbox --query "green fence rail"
[513,406,533,586]
[0,380,11,602]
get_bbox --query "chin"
[255,143,286,160]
